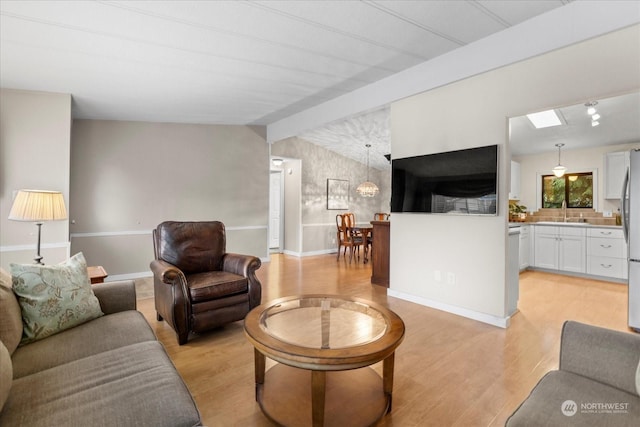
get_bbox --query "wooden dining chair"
[373,212,390,221]
[336,213,363,263]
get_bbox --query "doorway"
[269,169,283,252]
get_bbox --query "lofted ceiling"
[1,0,592,167]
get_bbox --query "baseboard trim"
[387,289,511,329]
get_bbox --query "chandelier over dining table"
[356,144,379,197]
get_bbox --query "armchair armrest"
[92,280,136,314]
[222,253,261,277]
[223,253,262,307]
[559,320,640,396]
[150,259,184,284]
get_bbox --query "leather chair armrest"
[92,280,136,314]
[222,253,261,277]
[223,253,262,307]
[150,259,184,284]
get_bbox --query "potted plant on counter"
[509,203,528,222]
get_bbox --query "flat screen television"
[391,145,498,215]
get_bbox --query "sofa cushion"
[506,370,640,426]
[0,268,22,354]
[0,341,201,427]
[11,310,157,379]
[11,252,103,345]
[0,341,11,412]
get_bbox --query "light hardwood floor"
[136,254,630,427]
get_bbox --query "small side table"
[88,265,108,284]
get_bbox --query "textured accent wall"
[272,136,390,255]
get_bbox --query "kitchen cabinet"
[509,160,521,200]
[507,229,520,316]
[533,225,586,273]
[587,227,628,279]
[604,151,630,199]
[518,225,530,271]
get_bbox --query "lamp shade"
[8,190,67,222]
[552,165,567,178]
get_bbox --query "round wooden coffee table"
[244,294,405,427]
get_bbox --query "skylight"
[526,110,562,129]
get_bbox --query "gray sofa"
[506,320,640,426]
[0,278,201,427]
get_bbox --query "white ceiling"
[510,91,640,157]
[1,0,603,167]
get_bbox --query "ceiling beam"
[266,1,640,143]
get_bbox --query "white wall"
[389,25,640,327]
[0,89,72,269]
[514,142,640,214]
[70,119,269,279]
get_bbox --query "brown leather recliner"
[150,221,262,345]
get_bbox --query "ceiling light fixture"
[552,143,566,178]
[591,120,600,127]
[272,158,283,167]
[356,144,379,197]
[585,101,598,116]
[526,109,562,129]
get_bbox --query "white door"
[269,171,282,249]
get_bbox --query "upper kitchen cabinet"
[509,160,521,200]
[604,151,630,199]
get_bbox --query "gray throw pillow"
[11,252,103,345]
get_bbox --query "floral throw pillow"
[11,252,103,345]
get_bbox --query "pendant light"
[552,143,566,178]
[356,144,379,197]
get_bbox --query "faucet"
[561,200,567,222]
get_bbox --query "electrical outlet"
[447,272,456,285]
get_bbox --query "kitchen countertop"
[509,222,622,229]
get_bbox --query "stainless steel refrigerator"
[623,149,640,332]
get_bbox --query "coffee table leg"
[311,370,326,427]
[254,348,265,401]
[383,352,395,413]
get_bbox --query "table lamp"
[8,189,68,264]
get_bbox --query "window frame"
[535,168,598,211]
[541,172,594,209]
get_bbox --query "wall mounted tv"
[391,145,498,215]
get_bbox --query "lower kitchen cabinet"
[587,227,628,279]
[518,225,530,271]
[534,225,586,273]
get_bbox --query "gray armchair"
[506,321,640,426]
[150,221,262,345]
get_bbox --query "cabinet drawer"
[534,225,557,236]
[587,256,627,279]
[587,227,624,239]
[588,237,626,258]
